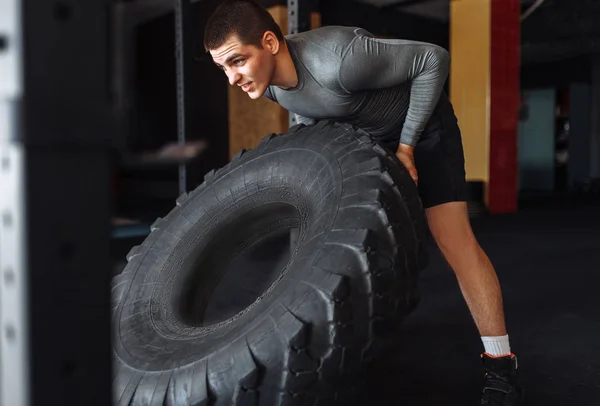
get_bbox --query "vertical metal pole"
[287,0,311,128]
[287,0,310,247]
[0,0,28,404]
[591,55,600,179]
[287,0,311,35]
[175,0,192,195]
[1,0,114,405]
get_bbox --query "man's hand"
[396,144,418,185]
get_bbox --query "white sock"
[481,334,511,357]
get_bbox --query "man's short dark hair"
[204,0,285,52]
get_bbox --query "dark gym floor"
[362,196,600,405]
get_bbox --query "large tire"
[112,121,428,406]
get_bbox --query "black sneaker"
[480,353,524,405]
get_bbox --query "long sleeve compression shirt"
[264,26,450,147]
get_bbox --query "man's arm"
[338,29,450,147]
[293,113,316,126]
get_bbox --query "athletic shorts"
[381,92,469,209]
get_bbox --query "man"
[204,1,523,404]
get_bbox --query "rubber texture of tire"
[111,121,429,406]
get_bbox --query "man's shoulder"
[287,26,373,56]
[284,26,374,93]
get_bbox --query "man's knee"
[425,201,477,252]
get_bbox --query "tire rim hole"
[175,202,302,327]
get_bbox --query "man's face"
[210,33,276,99]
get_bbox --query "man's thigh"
[414,112,468,209]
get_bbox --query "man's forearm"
[399,47,450,146]
[399,84,447,146]
[399,121,422,147]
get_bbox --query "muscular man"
[204,1,523,404]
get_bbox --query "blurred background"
[110,0,600,234]
[2,0,599,405]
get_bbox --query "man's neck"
[270,40,298,90]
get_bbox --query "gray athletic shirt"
[263,26,450,147]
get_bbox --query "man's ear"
[262,31,280,55]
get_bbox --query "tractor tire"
[111,121,429,406]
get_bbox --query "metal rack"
[174,0,192,195]
[0,0,113,405]
[0,2,28,404]
[287,0,312,128]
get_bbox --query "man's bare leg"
[424,201,506,337]
[424,201,524,404]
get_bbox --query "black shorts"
[382,92,469,209]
